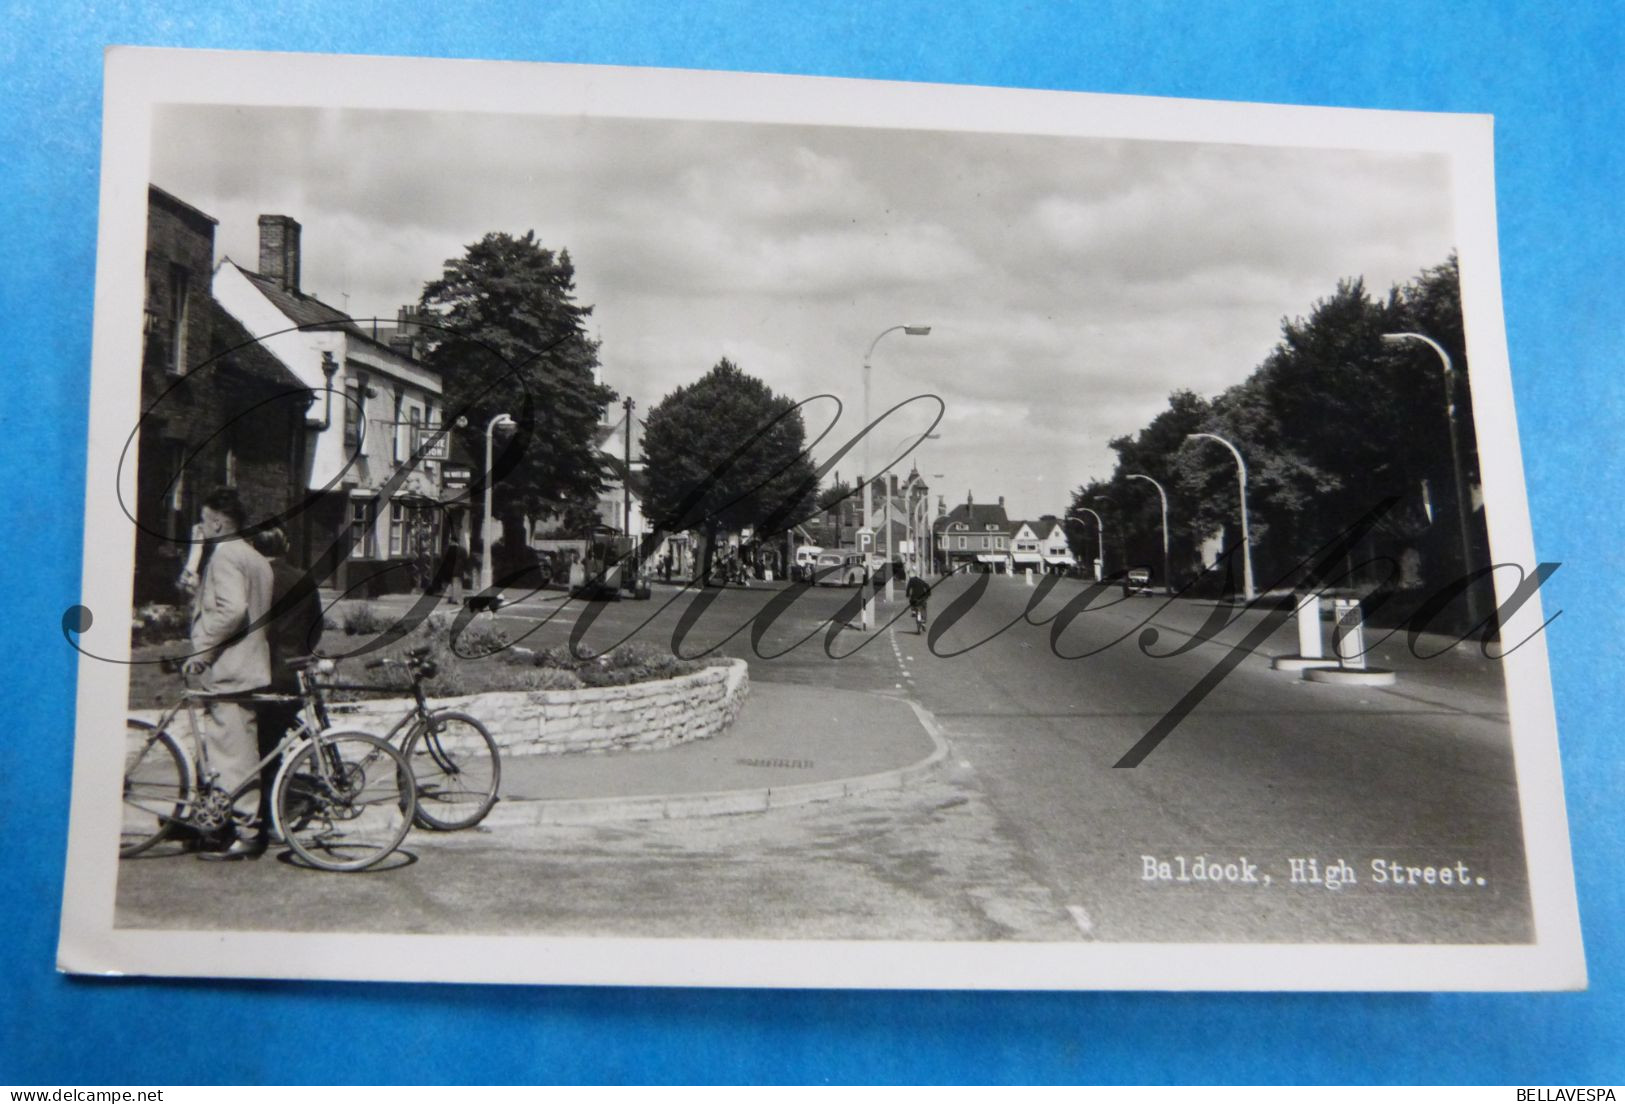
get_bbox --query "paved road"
[899,572,1531,943]
[116,577,1532,943]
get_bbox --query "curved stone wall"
[324,658,750,756]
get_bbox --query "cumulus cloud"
[151,104,1456,518]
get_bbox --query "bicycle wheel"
[122,720,190,857]
[274,730,414,872]
[402,710,501,831]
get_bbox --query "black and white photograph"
[60,48,1583,989]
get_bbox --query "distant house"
[133,186,313,604]
[933,495,1012,574]
[213,214,457,594]
[1008,518,1076,575]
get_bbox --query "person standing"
[442,534,467,606]
[250,524,324,848]
[182,488,274,861]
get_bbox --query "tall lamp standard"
[1382,331,1482,627]
[885,432,939,597]
[1126,473,1173,596]
[904,470,944,575]
[1185,431,1255,602]
[478,412,516,594]
[1069,507,1105,580]
[862,324,931,594]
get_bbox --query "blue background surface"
[3,2,1620,1085]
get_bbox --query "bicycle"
[122,658,416,872]
[315,646,501,831]
[911,600,928,634]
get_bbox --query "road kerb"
[480,695,950,827]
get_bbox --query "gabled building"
[933,494,1012,574]
[213,214,457,594]
[133,186,314,604]
[1009,517,1076,575]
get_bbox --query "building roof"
[204,297,309,393]
[148,184,218,230]
[934,501,1011,535]
[1009,519,1068,538]
[228,262,419,361]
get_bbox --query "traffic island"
[485,681,947,825]
[330,658,751,756]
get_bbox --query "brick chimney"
[258,214,302,293]
[998,495,1005,509]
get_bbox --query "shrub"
[341,602,394,636]
[131,603,190,646]
[544,640,699,687]
[452,621,510,659]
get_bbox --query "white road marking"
[1066,905,1095,936]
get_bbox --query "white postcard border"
[59,46,1585,990]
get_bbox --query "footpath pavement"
[482,680,946,827]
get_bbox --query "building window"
[389,501,406,557]
[406,406,422,465]
[343,378,364,454]
[957,536,966,550]
[350,497,376,560]
[167,265,190,374]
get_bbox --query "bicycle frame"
[130,665,359,841]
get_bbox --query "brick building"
[933,494,1013,574]
[133,186,313,604]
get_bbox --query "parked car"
[812,551,867,587]
[790,545,824,582]
[1125,566,1154,595]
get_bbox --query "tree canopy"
[641,358,818,579]
[1076,255,1484,596]
[417,231,615,528]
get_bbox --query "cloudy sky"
[151,104,1454,520]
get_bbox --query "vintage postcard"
[59,47,1584,989]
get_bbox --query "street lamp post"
[1185,431,1255,602]
[1126,473,1173,596]
[478,412,516,594]
[887,433,939,597]
[905,471,944,576]
[1069,507,1105,580]
[862,324,930,599]
[1382,331,1482,627]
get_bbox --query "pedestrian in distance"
[182,488,274,861]
[442,534,467,606]
[905,572,932,634]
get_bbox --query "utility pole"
[623,396,635,583]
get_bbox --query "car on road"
[812,551,867,587]
[1125,566,1154,595]
[790,545,824,582]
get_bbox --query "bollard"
[1332,598,1367,670]
[1297,592,1324,660]
[1304,596,1395,685]
[1271,591,1338,672]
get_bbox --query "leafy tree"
[817,478,855,512]
[1097,389,1211,581]
[1093,257,1479,602]
[417,231,616,556]
[642,358,818,583]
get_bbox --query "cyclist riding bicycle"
[905,573,932,633]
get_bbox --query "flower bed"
[327,657,750,756]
